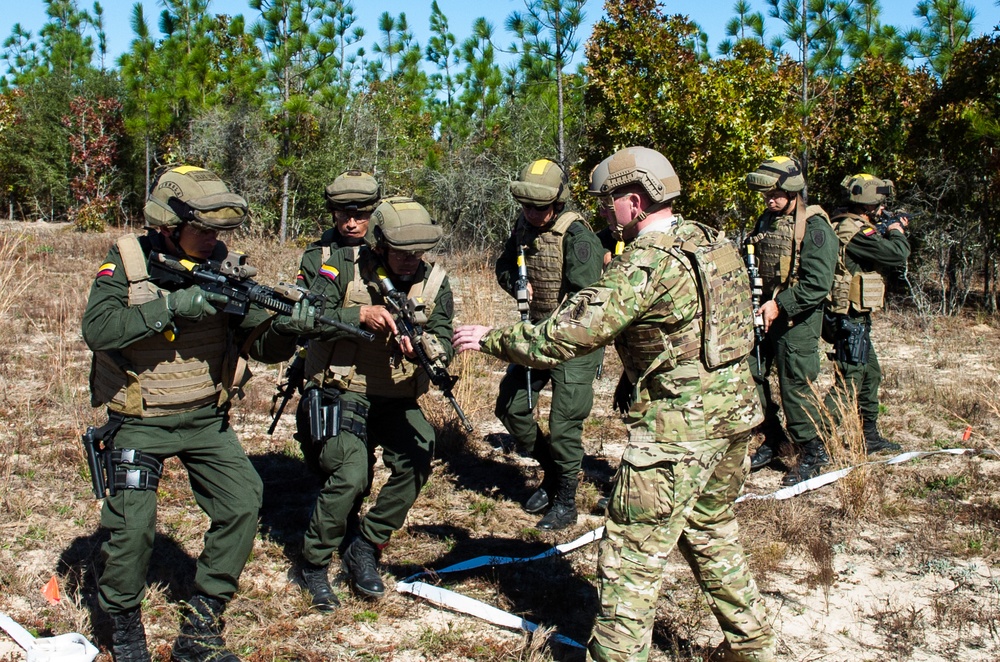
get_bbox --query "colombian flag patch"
[319,265,339,282]
[96,262,116,278]
[862,226,877,237]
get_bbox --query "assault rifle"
[874,210,909,236]
[375,265,474,432]
[148,250,375,342]
[745,244,765,367]
[515,246,533,408]
[267,349,306,435]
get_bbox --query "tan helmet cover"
[746,156,806,193]
[841,173,894,205]
[144,166,248,230]
[588,147,681,203]
[510,159,569,206]
[325,170,381,212]
[371,196,443,252]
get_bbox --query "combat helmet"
[841,173,893,206]
[325,170,381,213]
[370,196,443,252]
[510,159,569,206]
[144,165,248,231]
[588,146,681,203]
[746,156,806,193]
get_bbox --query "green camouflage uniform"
[299,246,455,565]
[747,211,837,446]
[823,217,910,425]
[81,231,297,614]
[494,211,603,494]
[482,216,774,662]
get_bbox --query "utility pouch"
[835,317,871,366]
[848,271,885,313]
[307,387,340,444]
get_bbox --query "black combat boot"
[301,562,340,611]
[750,423,788,471]
[536,477,578,531]
[110,607,151,662]
[781,438,830,486]
[863,419,901,454]
[524,441,556,514]
[341,536,385,599]
[171,594,239,662]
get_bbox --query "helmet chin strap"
[611,200,668,240]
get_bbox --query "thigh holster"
[111,448,164,492]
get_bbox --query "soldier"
[293,197,455,609]
[296,170,381,289]
[291,171,381,471]
[454,147,774,662]
[745,156,838,486]
[82,166,305,662]
[493,158,603,530]
[824,174,909,453]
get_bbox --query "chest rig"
[516,211,589,321]
[828,213,885,315]
[615,219,755,385]
[747,204,829,298]
[305,249,447,398]
[89,234,239,417]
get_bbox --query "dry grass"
[0,223,999,661]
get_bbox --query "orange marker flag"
[962,426,972,442]
[42,575,61,604]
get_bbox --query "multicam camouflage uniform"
[481,216,774,662]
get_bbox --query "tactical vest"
[89,235,237,417]
[615,219,754,383]
[305,250,447,398]
[747,204,829,298]
[828,213,885,315]
[516,211,589,321]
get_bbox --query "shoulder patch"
[862,226,877,237]
[96,262,116,279]
[811,229,827,248]
[440,291,454,318]
[319,265,339,282]
[575,240,592,264]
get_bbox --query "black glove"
[272,301,318,337]
[613,374,635,415]
[167,285,224,321]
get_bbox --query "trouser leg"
[776,311,824,445]
[495,364,547,453]
[588,442,728,662]
[547,354,599,482]
[180,408,263,602]
[302,391,372,567]
[676,434,774,658]
[359,397,435,546]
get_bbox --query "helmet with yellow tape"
[144,166,248,231]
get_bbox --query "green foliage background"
[1,0,998,312]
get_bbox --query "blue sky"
[3,0,999,68]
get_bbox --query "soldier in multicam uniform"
[82,166,303,662]
[744,156,838,486]
[824,174,909,453]
[455,147,775,662]
[493,158,604,530]
[293,197,455,609]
